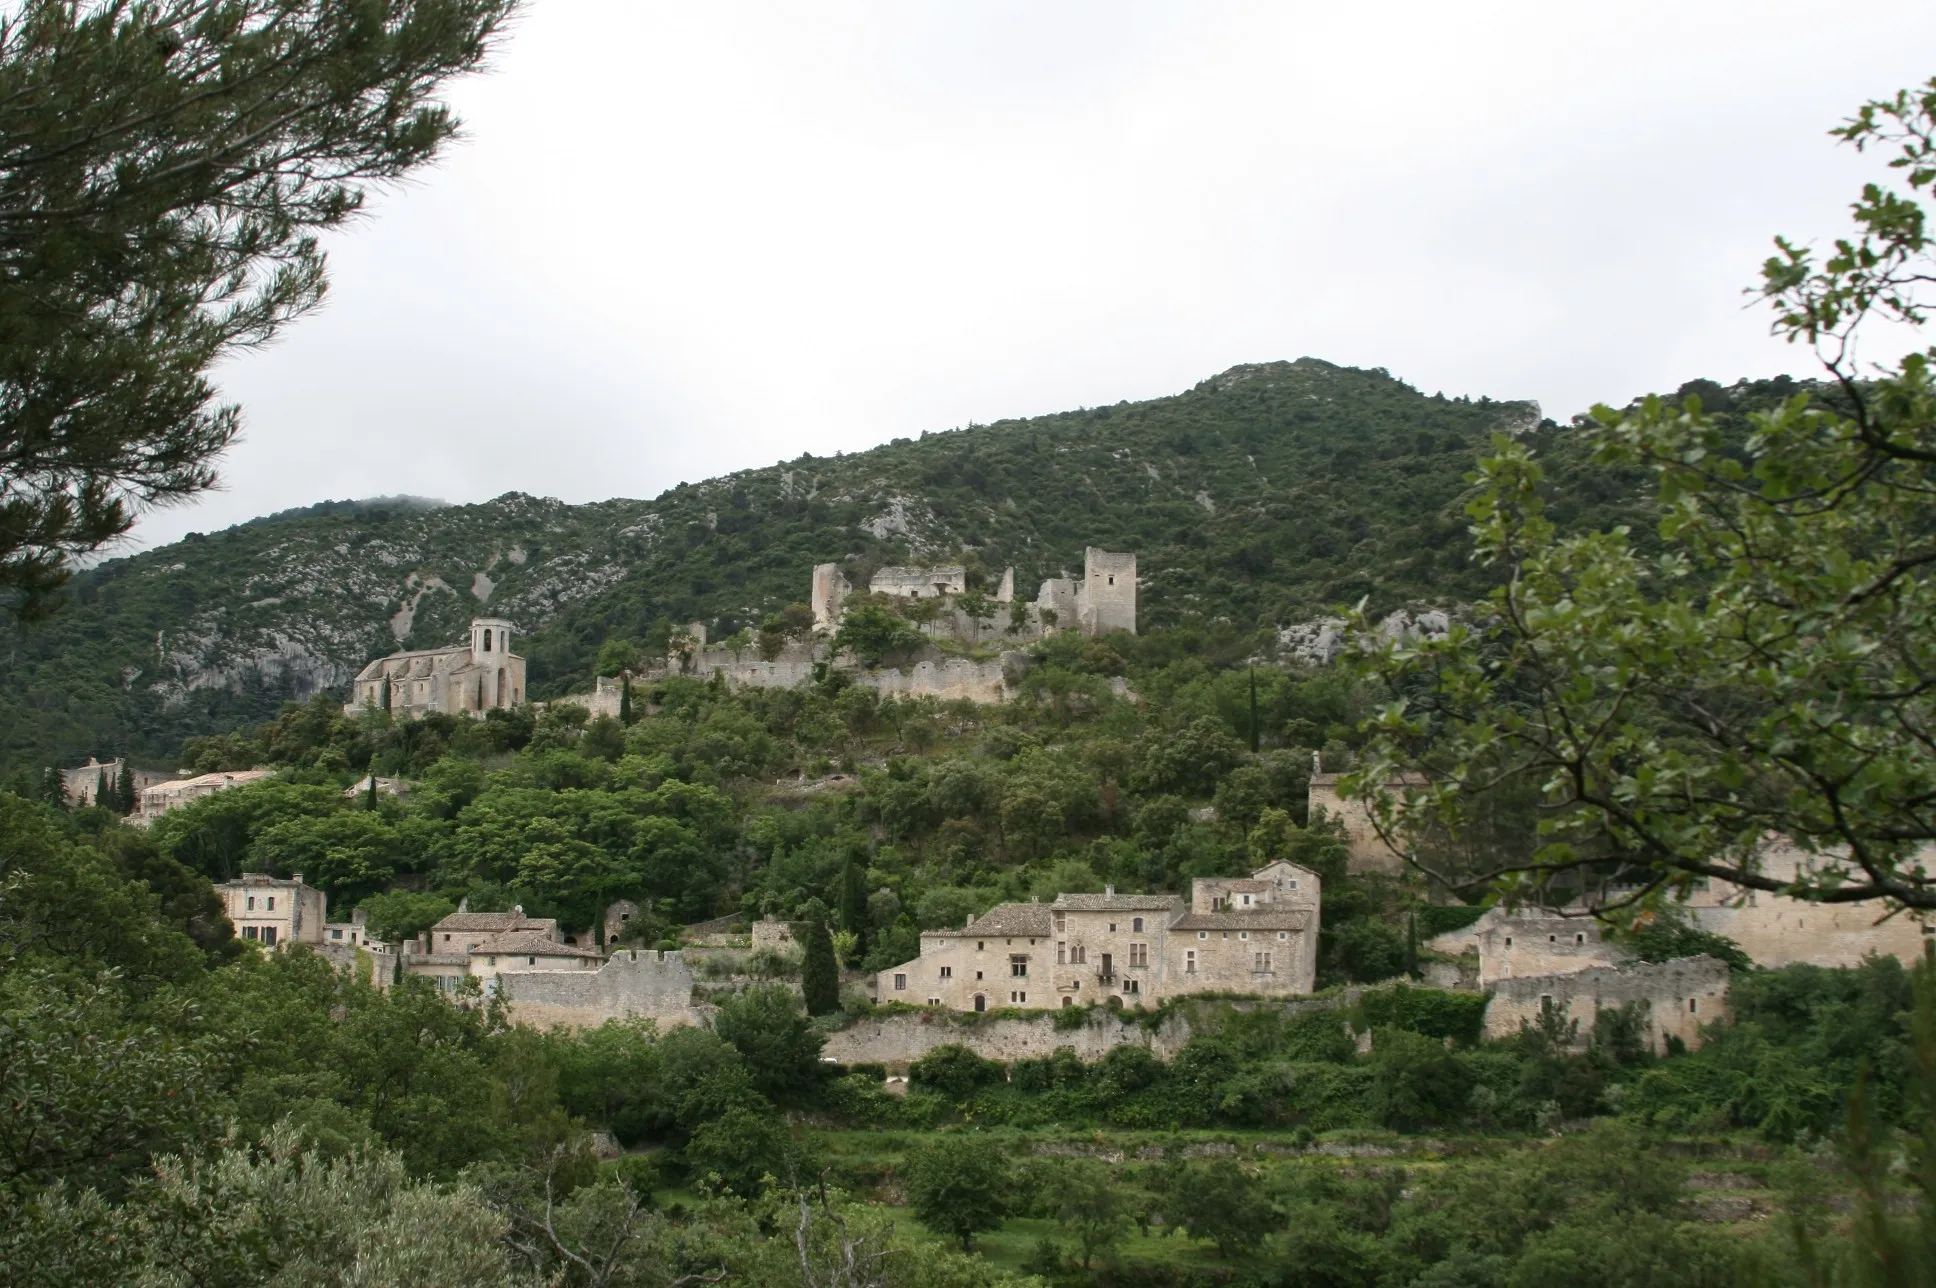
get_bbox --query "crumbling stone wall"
[494,949,700,1030]
[1484,956,1730,1052]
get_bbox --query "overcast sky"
[133,0,1936,548]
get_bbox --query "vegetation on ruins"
[0,0,517,619]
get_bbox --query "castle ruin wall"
[494,949,700,1031]
[1484,956,1730,1052]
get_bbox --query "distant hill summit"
[3,357,1758,771]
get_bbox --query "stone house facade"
[876,860,1320,1012]
[215,873,328,949]
[137,769,273,824]
[344,617,525,720]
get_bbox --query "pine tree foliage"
[0,0,516,617]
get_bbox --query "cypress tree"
[619,675,633,725]
[838,858,869,943]
[116,761,135,813]
[366,772,379,809]
[1248,666,1260,753]
[802,914,840,1016]
[95,768,109,809]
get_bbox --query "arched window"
[482,629,492,652]
[497,669,506,706]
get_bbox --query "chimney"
[291,873,304,886]
[1104,885,1114,897]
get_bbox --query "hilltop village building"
[344,617,524,719]
[877,860,1320,1012]
[137,769,273,824]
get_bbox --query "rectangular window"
[331,928,343,940]
[1057,943,1066,965]
[1010,955,1028,977]
[975,970,983,980]
[244,925,259,940]
[1129,943,1147,967]
[1185,950,1196,973]
[527,956,536,966]
[894,973,908,991]
[1198,931,1208,940]
[262,927,277,946]
[977,941,985,951]
[939,966,953,979]
[1132,917,1144,932]
[266,896,275,911]
[928,998,942,1006]
[1241,895,1251,906]
[246,896,255,911]
[1054,912,1066,933]
[1239,931,1249,940]
[488,955,498,967]
[1254,951,1272,972]
[1689,998,1698,1014]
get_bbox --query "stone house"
[137,769,273,824]
[1306,769,1428,877]
[467,930,604,996]
[402,908,562,994]
[343,617,525,719]
[215,872,328,948]
[876,860,1320,1011]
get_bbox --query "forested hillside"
[0,359,1806,774]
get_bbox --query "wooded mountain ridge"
[0,358,1806,771]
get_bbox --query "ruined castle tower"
[1075,548,1136,636]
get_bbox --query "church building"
[344,617,526,719]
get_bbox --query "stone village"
[89,544,1936,1070]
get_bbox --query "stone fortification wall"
[495,949,700,1030]
[861,655,1012,703]
[1485,956,1729,1052]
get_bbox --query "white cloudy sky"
[136,0,1936,548]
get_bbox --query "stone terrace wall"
[823,1009,1196,1067]
[1485,956,1730,1052]
[497,949,701,1030]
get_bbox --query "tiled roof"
[1173,909,1315,931]
[433,912,557,935]
[958,903,1055,938]
[471,931,603,959]
[1050,893,1182,912]
[1215,880,1272,893]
